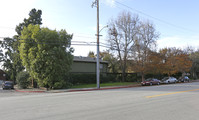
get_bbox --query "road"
[0,82,199,120]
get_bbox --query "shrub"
[69,73,122,85]
[126,74,138,82]
[53,80,72,89]
[69,73,96,84]
[16,71,30,89]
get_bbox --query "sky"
[0,0,199,57]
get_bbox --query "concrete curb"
[15,84,141,93]
[15,89,45,93]
[15,80,199,93]
[67,85,140,92]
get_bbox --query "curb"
[67,85,140,92]
[15,89,45,93]
[15,81,199,93]
[15,84,141,93]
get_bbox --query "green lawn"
[71,82,139,89]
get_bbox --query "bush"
[69,73,96,84]
[16,71,30,89]
[53,80,72,89]
[126,74,138,82]
[69,73,122,85]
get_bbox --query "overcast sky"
[0,0,199,56]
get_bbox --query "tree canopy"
[19,24,73,89]
[108,11,159,81]
[15,8,42,36]
[1,8,42,82]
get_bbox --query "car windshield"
[4,81,13,84]
[145,78,152,81]
[162,77,169,81]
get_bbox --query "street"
[0,82,199,120]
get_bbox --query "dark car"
[2,81,14,90]
[141,78,161,86]
[178,76,190,82]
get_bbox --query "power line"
[0,36,135,55]
[114,0,195,33]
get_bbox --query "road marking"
[146,88,199,98]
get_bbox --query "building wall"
[70,61,108,73]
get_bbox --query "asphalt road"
[0,85,42,97]
[0,82,199,120]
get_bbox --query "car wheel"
[168,81,170,84]
[150,83,153,86]
[157,82,160,85]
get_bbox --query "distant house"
[70,56,108,74]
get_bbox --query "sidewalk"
[15,80,199,93]
[15,84,141,93]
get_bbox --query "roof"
[73,56,108,64]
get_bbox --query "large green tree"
[1,8,42,82]
[15,8,42,36]
[0,40,3,62]
[19,24,73,89]
[1,37,24,82]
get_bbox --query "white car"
[161,77,177,84]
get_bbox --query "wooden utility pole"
[92,0,100,89]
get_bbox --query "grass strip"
[71,82,139,89]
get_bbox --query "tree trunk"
[122,68,126,82]
[32,78,34,88]
[141,72,145,82]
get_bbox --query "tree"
[87,51,95,58]
[1,8,42,83]
[0,40,3,62]
[16,71,30,89]
[190,50,199,79]
[100,51,119,73]
[19,24,73,89]
[130,20,159,81]
[108,11,140,81]
[159,47,192,76]
[15,8,42,36]
[143,50,163,75]
[1,37,24,82]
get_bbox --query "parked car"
[141,78,161,86]
[178,76,190,82]
[161,77,177,84]
[2,81,14,90]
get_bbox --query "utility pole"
[92,0,100,89]
[96,0,100,89]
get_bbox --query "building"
[70,56,108,74]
